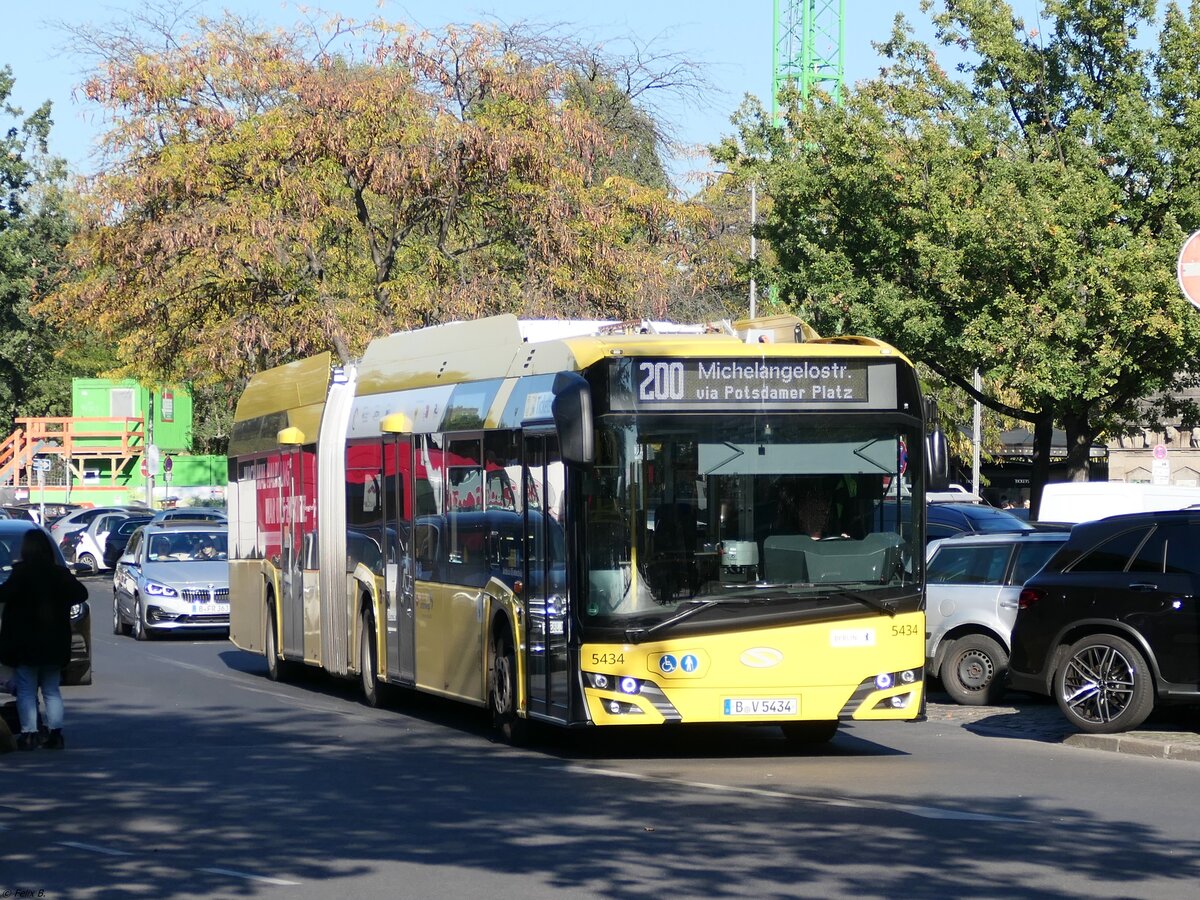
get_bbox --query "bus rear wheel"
[490,632,528,746]
[265,601,289,682]
[360,609,379,708]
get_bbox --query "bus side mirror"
[922,395,950,490]
[926,428,950,491]
[552,373,594,467]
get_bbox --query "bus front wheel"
[490,632,528,746]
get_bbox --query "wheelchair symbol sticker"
[659,654,678,673]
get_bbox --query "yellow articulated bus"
[227,314,941,744]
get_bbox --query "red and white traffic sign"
[1178,230,1200,310]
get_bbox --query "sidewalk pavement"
[925,693,1200,763]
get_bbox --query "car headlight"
[144,581,178,598]
[69,602,86,620]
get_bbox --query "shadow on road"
[3,645,1199,899]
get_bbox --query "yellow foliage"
[40,16,703,384]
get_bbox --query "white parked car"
[74,510,138,575]
[50,505,144,547]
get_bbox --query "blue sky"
[3,1,1045,183]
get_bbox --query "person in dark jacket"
[0,529,88,750]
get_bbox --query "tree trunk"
[1029,412,1053,520]
[1062,410,1094,484]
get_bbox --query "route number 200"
[638,361,685,401]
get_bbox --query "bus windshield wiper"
[834,588,898,617]
[624,597,752,644]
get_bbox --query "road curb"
[1063,732,1200,762]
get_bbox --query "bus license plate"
[723,697,798,716]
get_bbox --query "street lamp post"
[709,169,760,321]
[749,179,758,320]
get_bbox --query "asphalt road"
[2,577,1198,899]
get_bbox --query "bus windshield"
[581,416,919,623]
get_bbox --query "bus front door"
[523,433,569,721]
[385,435,416,685]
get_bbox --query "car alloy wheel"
[1055,634,1154,734]
[79,553,98,575]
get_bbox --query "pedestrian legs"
[38,665,63,731]
[14,664,64,740]
[14,665,40,735]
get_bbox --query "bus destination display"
[609,357,872,411]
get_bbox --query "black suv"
[1009,509,1200,733]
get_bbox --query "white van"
[1037,482,1200,524]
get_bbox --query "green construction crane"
[773,0,845,119]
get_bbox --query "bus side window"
[485,511,524,586]
[415,523,439,581]
[446,519,489,588]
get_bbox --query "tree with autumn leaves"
[38,12,715,399]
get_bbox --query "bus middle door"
[384,435,416,685]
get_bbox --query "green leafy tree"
[717,0,1200,511]
[0,66,105,428]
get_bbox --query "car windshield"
[581,415,920,627]
[146,532,228,561]
[117,519,151,536]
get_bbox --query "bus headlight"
[584,672,642,695]
[606,700,644,715]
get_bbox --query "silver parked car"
[112,522,229,640]
[147,507,228,525]
[925,531,1069,705]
